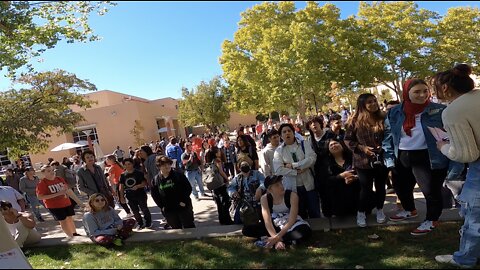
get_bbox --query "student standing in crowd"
[36,165,83,238]
[236,134,259,171]
[344,93,388,228]
[152,156,195,229]
[19,166,44,222]
[260,129,281,177]
[105,155,132,216]
[222,137,237,178]
[119,158,151,230]
[305,116,331,217]
[205,147,234,225]
[181,142,205,201]
[432,64,480,268]
[77,150,115,208]
[273,123,319,219]
[383,79,449,235]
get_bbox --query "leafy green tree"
[0,70,96,158]
[430,6,480,73]
[0,1,115,77]
[220,2,377,117]
[178,76,230,133]
[357,1,439,100]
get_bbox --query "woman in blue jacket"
[383,78,449,236]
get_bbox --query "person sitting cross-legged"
[242,175,312,250]
[83,193,136,247]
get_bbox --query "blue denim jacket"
[382,102,449,170]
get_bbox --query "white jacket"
[273,140,317,192]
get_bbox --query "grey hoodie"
[260,143,277,177]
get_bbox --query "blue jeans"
[453,159,480,266]
[296,186,321,219]
[25,194,43,220]
[185,169,205,197]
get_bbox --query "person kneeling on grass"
[83,193,136,247]
[1,200,41,248]
[242,175,312,250]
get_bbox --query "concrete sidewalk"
[29,188,462,247]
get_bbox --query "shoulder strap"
[300,140,305,154]
[267,193,273,213]
[284,190,291,209]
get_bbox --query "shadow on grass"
[25,222,470,269]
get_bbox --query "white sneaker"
[435,255,473,268]
[357,212,367,228]
[376,209,387,224]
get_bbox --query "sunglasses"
[94,198,106,203]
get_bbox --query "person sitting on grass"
[82,193,136,247]
[242,175,312,250]
[1,200,41,248]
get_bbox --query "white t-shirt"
[0,186,25,212]
[399,114,428,150]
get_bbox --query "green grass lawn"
[25,221,477,269]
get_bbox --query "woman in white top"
[273,123,319,219]
[1,200,41,248]
[433,64,480,268]
[383,78,449,236]
[242,175,311,250]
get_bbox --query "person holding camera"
[227,161,265,224]
[345,93,388,228]
[323,139,360,217]
[383,79,449,236]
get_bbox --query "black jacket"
[153,169,192,212]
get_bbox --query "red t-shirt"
[36,177,72,209]
[108,163,124,185]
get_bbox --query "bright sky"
[1,1,478,100]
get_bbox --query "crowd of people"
[1,64,479,267]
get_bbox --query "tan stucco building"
[28,90,256,167]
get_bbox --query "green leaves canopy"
[178,76,230,133]
[0,70,96,158]
[221,1,480,110]
[0,1,115,77]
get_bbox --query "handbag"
[236,175,260,226]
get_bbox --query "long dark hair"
[346,93,384,132]
[431,63,475,95]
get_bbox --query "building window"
[175,105,178,110]
[72,128,100,152]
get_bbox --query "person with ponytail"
[383,79,449,236]
[432,64,480,268]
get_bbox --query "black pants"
[224,162,235,177]
[213,185,233,225]
[393,150,447,221]
[242,223,312,244]
[164,205,195,229]
[127,193,152,226]
[356,166,388,212]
